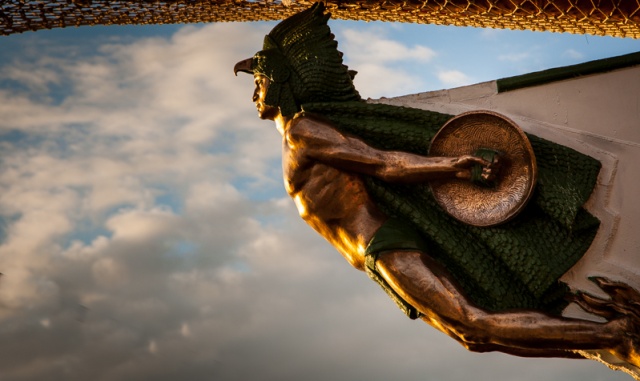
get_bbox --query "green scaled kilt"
[302,101,601,318]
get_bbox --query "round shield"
[429,111,537,227]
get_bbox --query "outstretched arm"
[375,251,635,359]
[287,116,489,182]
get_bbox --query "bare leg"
[375,251,632,359]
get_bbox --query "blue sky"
[0,16,639,381]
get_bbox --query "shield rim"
[429,110,538,227]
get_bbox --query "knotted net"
[2,0,639,37]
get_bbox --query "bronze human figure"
[235,2,640,370]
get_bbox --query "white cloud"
[437,69,473,87]
[1,65,60,93]
[340,28,436,64]
[337,27,436,97]
[350,62,423,99]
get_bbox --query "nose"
[252,88,259,102]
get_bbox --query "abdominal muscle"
[285,159,386,271]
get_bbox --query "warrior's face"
[253,74,279,120]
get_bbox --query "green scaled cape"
[302,101,601,316]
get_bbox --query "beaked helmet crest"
[234,2,360,117]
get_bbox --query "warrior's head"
[234,2,361,119]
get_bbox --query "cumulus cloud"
[340,28,436,64]
[337,26,436,97]
[0,22,626,381]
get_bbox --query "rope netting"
[1,0,639,37]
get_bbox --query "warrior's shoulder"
[286,112,344,143]
[293,110,336,125]
[289,111,339,132]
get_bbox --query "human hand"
[571,277,640,367]
[453,154,500,185]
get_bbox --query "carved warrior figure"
[235,2,640,368]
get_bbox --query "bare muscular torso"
[281,115,386,270]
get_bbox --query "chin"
[257,109,270,120]
[258,108,278,121]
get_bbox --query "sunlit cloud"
[340,28,436,64]
[337,26,436,97]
